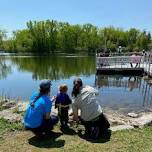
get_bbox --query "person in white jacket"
[72,78,110,139]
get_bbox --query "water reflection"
[11,56,95,80]
[95,75,152,113]
[128,77,138,91]
[0,57,12,79]
[0,55,95,100]
[95,75,140,89]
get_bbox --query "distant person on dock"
[142,49,147,56]
[55,84,72,129]
[130,52,141,68]
[23,80,58,136]
[72,78,110,139]
[105,49,110,57]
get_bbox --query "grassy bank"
[1,119,152,152]
[0,118,23,135]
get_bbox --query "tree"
[0,29,7,50]
[1,20,152,53]
[12,29,32,52]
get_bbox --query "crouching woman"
[23,80,58,136]
[72,78,110,139]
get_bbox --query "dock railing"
[96,55,144,69]
[143,52,152,76]
[96,52,152,76]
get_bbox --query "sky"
[0,0,152,36]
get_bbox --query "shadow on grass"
[60,127,77,135]
[77,129,112,143]
[28,131,65,148]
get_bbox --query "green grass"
[0,118,23,135]
[0,103,6,111]
[1,119,152,152]
[12,108,25,116]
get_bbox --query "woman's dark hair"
[40,87,50,94]
[73,78,83,87]
[30,87,50,107]
[72,78,83,97]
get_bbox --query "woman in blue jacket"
[23,80,58,136]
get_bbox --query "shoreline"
[1,100,152,132]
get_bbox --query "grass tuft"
[0,118,23,135]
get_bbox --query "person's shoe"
[101,129,111,139]
[61,124,69,129]
[65,124,70,129]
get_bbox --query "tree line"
[0,19,152,53]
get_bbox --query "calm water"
[0,54,152,113]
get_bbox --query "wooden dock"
[96,67,144,75]
[96,54,152,76]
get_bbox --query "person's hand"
[69,112,73,116]
[51,96,56,102]
[73,114,79,123]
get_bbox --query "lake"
[0,54,152,113]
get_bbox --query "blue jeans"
[26,115,59,135]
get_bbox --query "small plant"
[12,107,24,116]
[0,118,23,135]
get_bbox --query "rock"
[0,101,28,123]
[130,113,152,128]
[127,112,139,118]
[148,80,152,85]
[143,76,149,80]
[108,117,126,126]
[1,100,152,131]
[17,102,28,112]
[105,111,130,126]
[110,125,134,132]
[0,100,9,106]
[0,109,22,123]
[1,101,17,109]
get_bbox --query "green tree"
[12,30,32,52]
[1,20,152,53]
[0,29,7,50]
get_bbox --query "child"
[55,84,72,128]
